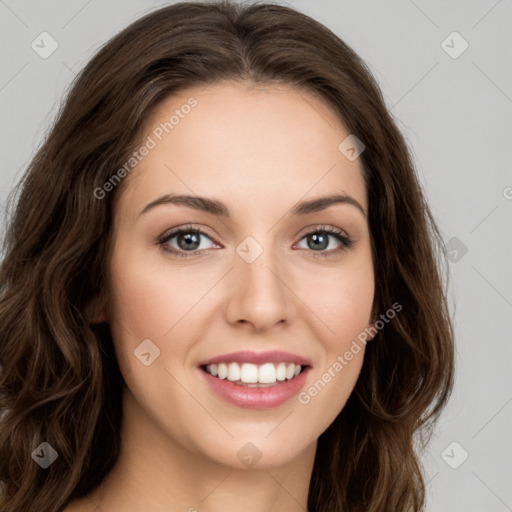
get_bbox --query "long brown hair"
[0,2,455,510]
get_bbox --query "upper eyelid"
[159,225,219,244]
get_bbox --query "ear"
[365,324,377,342]
[365,305,379,342]
[85,292,110,325]
[94,310,109,323]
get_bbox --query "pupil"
[179,232,200,250]
[310,233,327,250]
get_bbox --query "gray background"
[1,0,511,510]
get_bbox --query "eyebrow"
[139,193,367,219]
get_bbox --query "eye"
[157,224,354,258]
[294,226,354,257]
[158,224,218,257]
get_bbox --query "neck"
[87,388,316,512]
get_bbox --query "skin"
[65,80,376,512]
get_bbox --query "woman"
[0,1,455,511]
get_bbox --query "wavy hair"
[0,2,455,511]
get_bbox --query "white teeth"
[240,363,259,383]
[258,363,276,384]
[217,363,228,380]
[227,362,240,381]
[204,361,304,384]
[276,362,287,381]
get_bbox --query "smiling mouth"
[200,361,309,387]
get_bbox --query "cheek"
[298,273,372,424]
[107,244,214,381]
[107,249,190,403]
[303,263,375,347]
[109,249,183,338]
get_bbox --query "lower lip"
[199,366,311,409]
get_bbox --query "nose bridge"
[225,232,290,329]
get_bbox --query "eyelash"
[157,224,354,258]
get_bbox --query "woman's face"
[107,80,375,469]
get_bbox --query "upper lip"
[198,350,312,367]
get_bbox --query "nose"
[224,241,291,332]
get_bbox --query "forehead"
[119,80,367,216]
